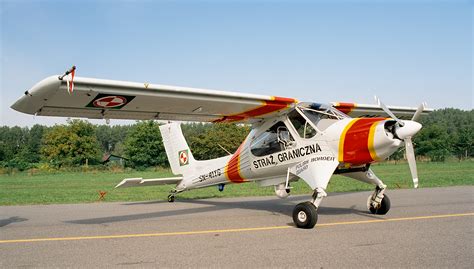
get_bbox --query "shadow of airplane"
[0,216,28,228]
[66,194,383,225]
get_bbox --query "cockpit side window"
[250,121,295,157]
[288,110,317,139]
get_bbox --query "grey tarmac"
[1,186,473,268]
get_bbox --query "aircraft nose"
[395,120,422,139]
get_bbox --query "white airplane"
[11,67,432,228]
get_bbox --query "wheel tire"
[293,202,318,229]
[167,194,175,203]
[368,194,391,215]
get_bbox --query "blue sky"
[1,0,472,127]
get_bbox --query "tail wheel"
[368,194,391,215]
[167,194,175,203]
[293,202,318,229]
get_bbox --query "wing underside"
[11,76,297,123]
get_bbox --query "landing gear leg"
[293,188,326,229]
[367,184,390,214]
[167,189,178,203]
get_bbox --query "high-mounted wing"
[331,102,433,120]
[11,75,297,123]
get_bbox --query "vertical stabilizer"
[159,123,195,175]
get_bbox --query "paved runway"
[1,186,473,268]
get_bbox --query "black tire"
[167,194,175,203]
[293,202,318,229]
[368,194,390,215]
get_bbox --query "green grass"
[0,161,473,205]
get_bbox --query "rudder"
[159,122,195,175]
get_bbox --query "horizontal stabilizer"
[115,177,183,188]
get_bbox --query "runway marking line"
[1,212,472,244]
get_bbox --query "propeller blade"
[375,96,404,126]
[411,102,426,122]
[404,137,419,188]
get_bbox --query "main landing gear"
[344,169,391,215]
[293,202,318,228]
[367,185,391,215]
[292,184,391,228]
[293,188,326,229]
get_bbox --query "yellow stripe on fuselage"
[368,121,380,161]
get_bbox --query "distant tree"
[123,121,167,168]
[0,126,25,162]
[0,126,35,170]
[0,127,13,162]
[95,125,113,153]
[25,124,46,163]
[453,126,473,160]
[415,125,451,161]
[416,108,473,161]
[112,141,125,156]
[95,125,131,155]
[185,123,250,160]
[41,120,100,167]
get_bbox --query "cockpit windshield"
[291,103,347,133]
[302,103,346,119]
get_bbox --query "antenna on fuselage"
[218,144,232,155]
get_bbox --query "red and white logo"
[178,150,189,166]
[93,96,127,108]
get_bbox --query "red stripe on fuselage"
[214,96,296,123]
[342,118,385,164]
[225,142,246,183]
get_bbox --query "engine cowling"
[274,183,290,199]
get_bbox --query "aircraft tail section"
[159,122,195,176]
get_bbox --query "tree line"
[0,120,250,170]
[0,108,471,171]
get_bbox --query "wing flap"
[115,177,183,188]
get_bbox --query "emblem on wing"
[86,94,135,109]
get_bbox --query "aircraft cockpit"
[250,103,347,157]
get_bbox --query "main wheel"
[167,194,175,203]
[368,194,390,215]
[293,202,318,229]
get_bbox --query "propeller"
[375,96,422,188]
[376,96,404,127]
[411,102,426,122]
[404,138,418,188]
